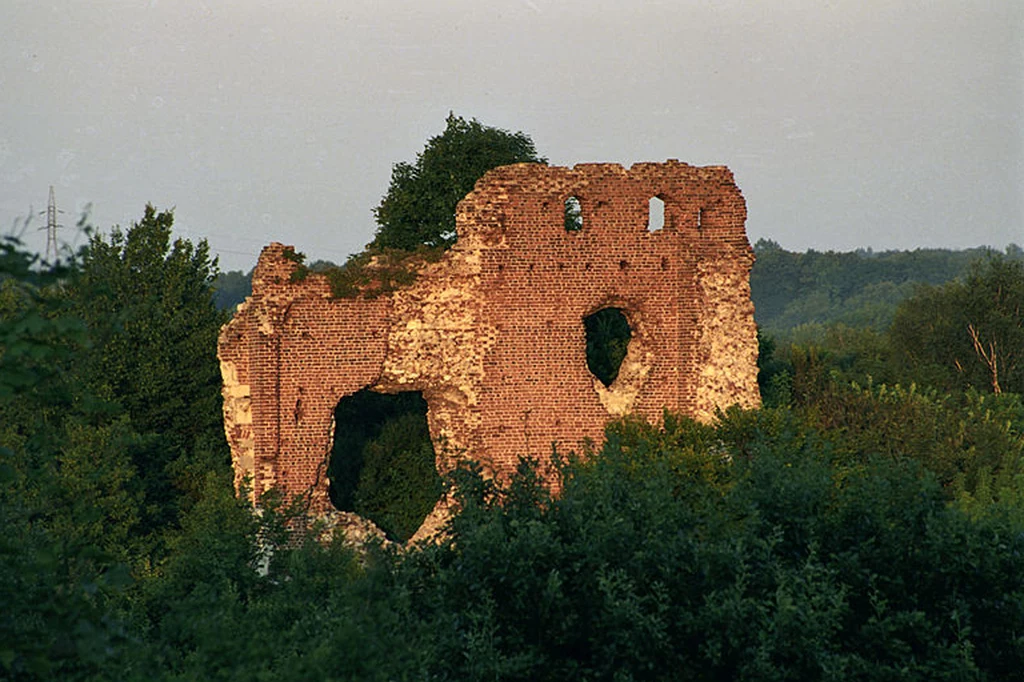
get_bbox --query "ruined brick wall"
[219,161,759,537]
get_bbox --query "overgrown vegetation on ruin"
[322,246,446,299]
[287,244,446,299]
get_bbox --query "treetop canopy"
[371,113,546,251]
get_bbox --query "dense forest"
[751,239,1023,334]
[2,116,1022,679]
[3,209,1022,679]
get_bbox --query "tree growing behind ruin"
[371,113,546,250]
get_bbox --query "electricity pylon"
[38,185,64,263]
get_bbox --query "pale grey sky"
[2,0,1021,271]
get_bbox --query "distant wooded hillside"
[751,240,1023,333]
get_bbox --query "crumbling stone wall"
[219,161,760,538]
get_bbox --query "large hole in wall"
[584,308,632,387]
[328,389,441,542]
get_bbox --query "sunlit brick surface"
[219,161,760,536]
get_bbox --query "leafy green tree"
[354,412,442,542]
[400,410,1024,680]
[0,237,136,680]
[756,330,794,407]
[372,113,546,250]
[890,256,1024,394]
[63,206,229,529]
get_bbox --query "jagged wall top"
[454,161,745,250]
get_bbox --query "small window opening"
[697,207,704,233]
[328,389,441,542]
[564,196,583,232]
[647,196,665,232]
[584,308,632,387]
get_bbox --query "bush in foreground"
[79,409,1023,681]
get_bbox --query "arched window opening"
[647,196,665,232]
[328,389,441,542]
[564,196,583,232]
[584,308,632,387]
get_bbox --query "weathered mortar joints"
[219,161,761,540]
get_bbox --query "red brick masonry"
[219,161,760,538]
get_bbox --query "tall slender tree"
[64,206,229,526]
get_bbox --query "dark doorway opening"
[328,389,441,542]
[584,308,632,387]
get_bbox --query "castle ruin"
[219,161,760,539]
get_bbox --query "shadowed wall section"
[219,161,760,540]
